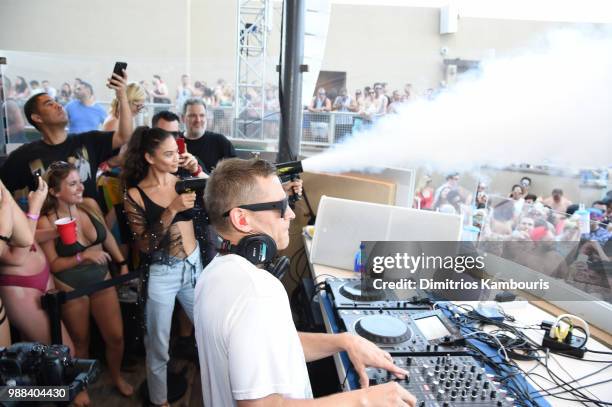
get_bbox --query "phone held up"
[112,62,128,79]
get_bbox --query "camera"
[0,342,99,401]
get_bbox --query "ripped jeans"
[145,245,202,404]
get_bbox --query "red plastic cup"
[55,217,77,245]
[176,137,186,154]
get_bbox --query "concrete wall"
[1,1,603,100]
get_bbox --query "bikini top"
[55,210,107,257]
[134,185,195,226]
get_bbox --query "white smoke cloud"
[303,28,612,175]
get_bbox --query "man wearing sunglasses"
[195,158,416,407]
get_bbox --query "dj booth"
[302,233,612,407]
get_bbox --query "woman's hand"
[27,177,48,216]
[107,70,128,99]
[179,153,199,174]
[82,251,112,265]
[169,192,196,213]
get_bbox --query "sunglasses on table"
[223,197,289,218]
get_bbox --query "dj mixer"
[367,354,516,407]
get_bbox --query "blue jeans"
[145,246,202,404]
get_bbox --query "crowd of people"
[413,171,612,300]
[0,66,423,407]
[0,65,609,406]
[2,71,446,144]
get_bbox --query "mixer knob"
[481,390,487,400]
[491,390,497,399]
[439,373,445,380]
[497,401,503,407]
[432,380,439,391]
[476,373,483,380]
[444,365,450,371]
[453,364,459,371]
[434,365,441,372]
[421,363,430,373]
[448,373,455,380]
[470,365,476,373]
[406,357,412,366]
[426,372,434,383]
[459,371,465,379]
[455,381,461,388]
[434,344,439,351]
[437,389,445,401]
[484,381,490,389]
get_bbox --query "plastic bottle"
[353,243,366,273]
[576,203,590,234]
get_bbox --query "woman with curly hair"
[122,126,204,407]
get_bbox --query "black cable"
[586,348,612,355]
[541,350,606,407]
[530,363,612,394]
[551,350,603,403]
[542,378,612,397]
[523,367,611,407]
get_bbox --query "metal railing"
[5,99,378,149]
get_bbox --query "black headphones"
[218,234,290,280]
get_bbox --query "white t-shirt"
[195,254,313,407]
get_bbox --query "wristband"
[192,165,203,177]
[76,252,83,263]
[116,260,128,266]
[26,212,40,221]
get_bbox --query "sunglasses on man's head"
[49,161,71,170]
[223,197,289,218]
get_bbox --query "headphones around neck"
[219,234,290,280]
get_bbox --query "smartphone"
[176,137,186,154]
[30,169,42,191]
[112,62,128,78]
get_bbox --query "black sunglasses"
[223,197,288,218]
[170,131,184,138]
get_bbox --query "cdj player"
[367,355,515,406]
[325,278,430,310]
[337,309,465,354]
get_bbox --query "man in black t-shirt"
[0,71,133,202]
[181,99,236,174]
